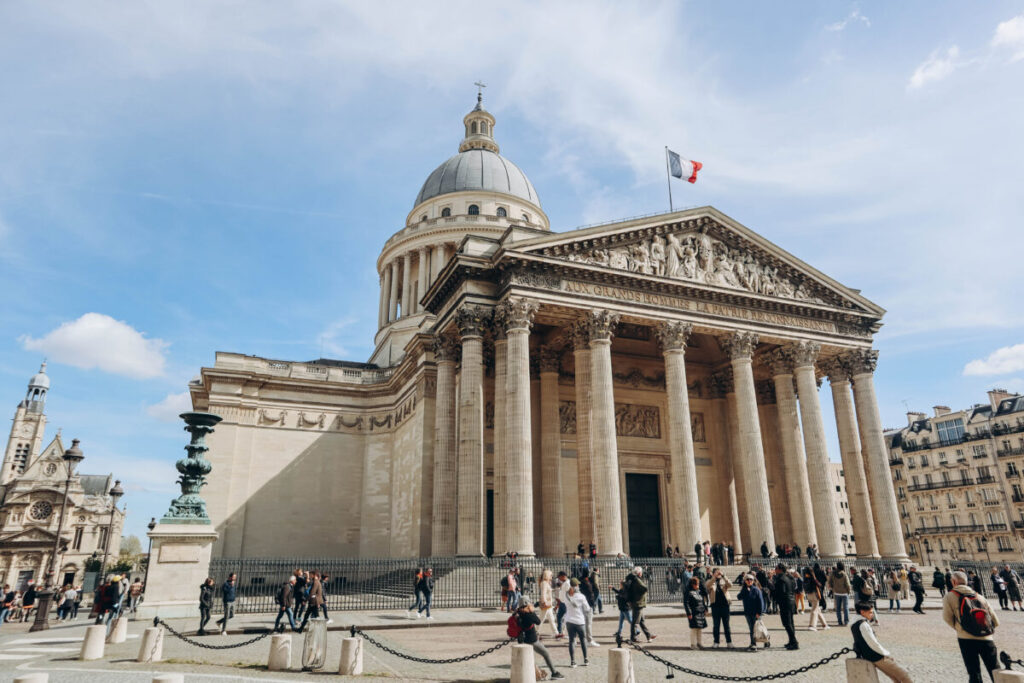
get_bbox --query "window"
[920,454,929,466]
[468,204,479,215]
[956,537,966,552]
[522,213,530,222]
[940,471,950,484]
[974,445,987,457]
[938,452,948,464]
[97,527,108,551]
[441,207,451,217]
[925,473,933,484]
[937,418,965,443]
[836,485,841,492]
[480,122,488,135]
[72,527,83,550]
[13,443,29,473]
[496,207,507,217]
[420,214,427,222]
[471,121,478,134]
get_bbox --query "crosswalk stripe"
[0,653,38,660]
[5,646,79,652]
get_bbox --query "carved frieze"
[298,412,325,428]
[559,400,577,434]
[614,368,666,390]
[558,400,661,439]
[485,401,495,429]
[505,270,562,290]
[257,408,287,425]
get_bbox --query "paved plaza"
[2,598,1023,682]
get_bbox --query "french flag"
[667,149,702,184]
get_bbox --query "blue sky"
[2,2,1023,541]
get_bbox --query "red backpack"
[958,594,994,637]
[506,614,522,639]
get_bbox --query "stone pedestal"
[79,625,105,661]
[995,671,1024,682]
[137,626,164,663]
[268,633,292,671]
[845,658,880,682]
[339,637,364,675]
[136,523,218,619]
[510,643,537,683]
[106,615,128,643]
[608,648,633,682]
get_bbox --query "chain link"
[1000,650,1024,670]
[155,618,275,650]
[353,626,512,664]
[624,639,852,681]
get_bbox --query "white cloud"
[992,14,1024,61]
[825,9,870,32]
[316,317,359,358]
[908,46,961,89]
[20,313,168,379]
[145,391,192,421]
[964,344,1024,376]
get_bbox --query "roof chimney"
[933,405,951,417]
[988,389,1013,412]
[907,411,926,426]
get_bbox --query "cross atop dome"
[460,86,499,154]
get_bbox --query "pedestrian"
[908,565,925,614]
[990,567,1008,610]
[274,576,297,632]
[772,564,798,650]
[933,567,947,597]
[99,576,123,634]
[969,570,984,596]
[293,569,308,622]
[298,570,323,632]
[515,602,565,679]
[128,578,144,615]
[828,562,851,626]
[0,585,13,627]
[804,567,828,631]
[406,567,424,618]
[564,578,591,668]
[591,567,603,614]
[216,573,237,634]
[738,573,766,651]
[998,565,1022,610]
[898,566,910,603]
[537,569,557,636]
[944,569,953,594]
[417,568,434,619]
[851,601,912,682]
[793,569,805,614]
[320,573,333,625]
[71,585,82,619]
[694,541,703,564]
[886,569,902,612]
[813,563,828,610]
[943,570,1000,683]
[705,567,733,648]
[684,576,707,650]
[504,568,520,613]
[760,541,770,559]
[198,577,214,635]
[60,585,77,620]
[610,579,633,641]
[625,566,656,643]
[578,571,600,648]
[554,571,568,638]
[20,582,36,623]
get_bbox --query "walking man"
[908,565,926,614]
[416,568,434,619]
[274,576,297,632]
[128,578,144,615]
[943,570,1000,683]
[298,571,324,632]
[216,573,237,634]
[626,566,656,643]
[773,564,798,650]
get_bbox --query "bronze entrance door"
[625,473,663,557]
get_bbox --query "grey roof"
[79,474,111,497]
[995,396,1024,415]
[414,149,540,208]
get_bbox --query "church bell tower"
[2,362,49,485]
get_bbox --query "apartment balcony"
[1013,493,1024,503]
[984,500,1002,507]
[976,475,997,485]
[907,479,974,492]
[889,456,904,466]
[997,446,1024,458]
[915,524,985,534]
[1013,520,1024,529]
[987,523,1008,531]
[992,423,1024,437]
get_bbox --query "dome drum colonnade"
[426,294,907,561]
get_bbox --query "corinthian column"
[539,345,565,556]
[765,348,817,549]
[822,357,879,558]
[455,305,490,557]
[790,341,843,558]
[492,321,508,555]
[401,252,413,317]
[655,321,702,557]
[708,371,743,557]
[388,260,399,322]
[498,298,539,556]
[430,334,459,555]
[417,247,429,313]
[570,322,596,545]
[587,310,624,556]
[720,331,775,554]
[847,349,907,559]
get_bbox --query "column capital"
[706,368,734,397]
[820,356,853,383]
[538,345,561,374]
[843,348,879,376]
[497,297,539,333]
[432,334,460,362]
[720,331,759,360]
[655,321,693,352]
[585,310,620,342]
[788,340,821,369]
[764,347,795,376]
[756,379,777,405]
[454,304,492,339]
[568,320,590,350]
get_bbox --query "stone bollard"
[995,671,1024,682]
[510,643,537,683]
[268,633,292,671]
[152,676,184,683]
[14,674,49,683]
[137,626,164,663]
[107,616,129,644]
[608,648,633,682]
[339,637,363,675]
[845,658,880,682]
[79,625,106,661]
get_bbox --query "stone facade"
[0,365,125,589]
[189,96,908,561]
[887,391,1024,565]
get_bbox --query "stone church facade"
[190,96,907,561]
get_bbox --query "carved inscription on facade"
[561,280,838,333]
[559,400,661,439]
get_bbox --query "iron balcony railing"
[997,446,1024,458]
[907,479,974,492]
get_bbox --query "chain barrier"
[1001,651,1024,670]
[618,634,851,682]
[154,617,275,650]
[352,625,511,664]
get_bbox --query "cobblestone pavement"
[1,603,1022,681]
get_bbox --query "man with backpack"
[943,570,1000,683]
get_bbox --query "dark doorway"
[486,488,494,557]
[62,571,76,587]
[625,473,663,557]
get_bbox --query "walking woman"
[197,577,214,635]
[886,569,902,612]
[406,567,424,618]
[563,579,591,668]
[933,566,946,597]
[804,567,828,631]
[537,570,558,636]
[684,577,707,650]
[827,562,851,626]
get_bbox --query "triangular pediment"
[0,526,62,545]
[20,436,68,482]
[508,207,883,316]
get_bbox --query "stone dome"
[29,362,49,390]
[414,149,540,207]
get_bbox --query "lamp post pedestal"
[135,524,218,619]
[29,586,54,632]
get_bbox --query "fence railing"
[204,556,1024,614]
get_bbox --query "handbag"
[753,617,770,643]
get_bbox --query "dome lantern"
[459,91,499,154]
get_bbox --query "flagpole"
[664,146,674,212]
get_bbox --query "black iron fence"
[205,556,1024,614]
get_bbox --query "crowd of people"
[0,575,146,631]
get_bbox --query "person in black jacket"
[293,569,308,622]
[416,568,434,619]
[760,542,770,559]
[908,566,926,614]
[274,576,297,632]
[684,577,707,650]
[197,577,215,635]
[516,603,564,679]
[772,564,799,650]
[215,573,237,634]
[851,602,911,682]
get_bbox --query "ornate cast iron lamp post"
[161,412,221,522]
[30,438,84,632]
[143,517,156,590]
[98,479,124,579]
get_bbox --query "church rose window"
[29,501,53,520]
